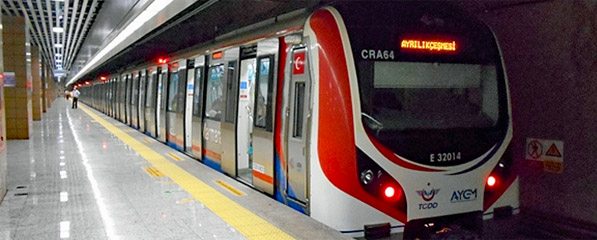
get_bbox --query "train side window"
[159,71,168,110]
[145,73,154,108]
[205,64,224,121]
[167,72,179,112]
[293,82,306,138]
[192,67,203,117]
[225,61,238,123]
[254,55,274,131]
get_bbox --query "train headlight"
[361,169,374,185]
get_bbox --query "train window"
[254,55,274,131]
[205,64,224,121]
[167,72,179,112]
[193,67,203,117]
[132,75,139,105]
[225,61,238,123]
[159,71,167,110]
[293,82,306,138]
[360,61,498,131]
[145,73,154,108]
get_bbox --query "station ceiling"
[1,0,104,73]
[1,0,546,85]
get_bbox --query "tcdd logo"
[416,183,440,210]
[450,189,478,203]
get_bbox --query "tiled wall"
[2,15,31,139]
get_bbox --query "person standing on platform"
[71,88,80,109]
[65,90,70,100]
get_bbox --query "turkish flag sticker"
[293,52,305,75]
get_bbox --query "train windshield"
[360,61,499,131]
[336,1,509,166]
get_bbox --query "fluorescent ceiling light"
[68,0,176,86]
[56,53,63,57]
[53,27,64,33]
[55,44,63,48]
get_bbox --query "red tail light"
[384,186,396,198]
[487,175,497,187]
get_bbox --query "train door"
[145,67,158,137]
[236,45,257,184]
[110,79,115,117]
[286,46,311,204]
[115,78,120,120]
[166,61,186,150]
[138,70,147,132]
[221,48,240,176]
[120,74,128,123]
[157,65,168,143]
[126,73,133,125]
[184,60,195,154]
[111,78,116,118]
[203,48,238,172]
[191,56,205,159]
[252,38,279,195]
[131,72,140,129]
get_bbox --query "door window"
[205,65,224,120]
[254,55,274,131]
[167,72,179,112]
[193,67,203,117]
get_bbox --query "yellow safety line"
[80,105,294,240]
[143,166,165,178]
[215,180,246,196]
[167,152,183,162]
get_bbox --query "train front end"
[305,2,518,238]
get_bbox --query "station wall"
[477,0,596,226]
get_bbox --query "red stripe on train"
[311,9,407,223]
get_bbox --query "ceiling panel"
[1,0,104,75]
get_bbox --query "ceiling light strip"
[65,0,88,70]
[66,0,98,70]
[58,0,72,69]
[47,0,57,67]
[68,0,178,85]
[5,0,19,17]
[0,2,14,17]
[24,0,53,66]
[36,0,55,67]
[64,0,84,68]
[15,1,49,64]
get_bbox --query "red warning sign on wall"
[545,143,562,157]
[293,52,305,75]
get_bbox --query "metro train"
[78,1,519,239]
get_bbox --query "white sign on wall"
[526,138,564,173]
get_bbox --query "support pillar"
[0,12,7,203]
[41,60,46,113]
[45,64,52,109]
[2,15,31,139]
[31,45,41,120]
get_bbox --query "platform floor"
[0,99,347,240]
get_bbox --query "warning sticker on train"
[525,138,564,173]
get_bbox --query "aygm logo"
[416,183,440,210]
[450,189,478,203]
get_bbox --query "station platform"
[0,99,347,240]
